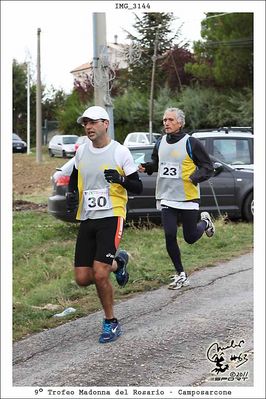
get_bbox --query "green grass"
[13,211,253,341]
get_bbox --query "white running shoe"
[168,272,190,290]
[201,211,215,237]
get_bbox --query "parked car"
[12,133,27,153]
[48,134,78,158]
[190,127,253,170]
[74,135,89,152]
[48,145,253,224]
[123,132,161,147]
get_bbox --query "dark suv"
[190,127,253,171]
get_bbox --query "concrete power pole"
[92,13,114,139]
[36,28,42,163]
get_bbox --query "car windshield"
[13,133,21,140]
[144,134,160,143]
[213,138,251,165]
[62,136,77,144]
[130,148,153,165]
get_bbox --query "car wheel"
[49,149,54,157]
[62,150,66,158]
[243,192,253,222]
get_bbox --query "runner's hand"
[65,191,79,212]
[104,169,125,184]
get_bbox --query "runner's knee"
[183,232,198,244]
[93,266,109,286]
[164,232,176,243]
[75,268,94,286]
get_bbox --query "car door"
[200,162,238,217]
[55,137,63,156]
[51,136,58,155]
[128,172,158,217]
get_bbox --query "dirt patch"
[13,153,66,196]
[13,200,47,212]
[13,153,69,211]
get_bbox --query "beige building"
[70,36,130,88]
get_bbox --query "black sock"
[105,318,118,323]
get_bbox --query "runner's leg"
[181,209,206,244]
[161,207,183,274]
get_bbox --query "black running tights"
[161,207,207,274]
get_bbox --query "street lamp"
[27,62,31,154]
[36,27,42,163]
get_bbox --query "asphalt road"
[13,253,253,388]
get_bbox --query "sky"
[2,1,263,95]
[2,1,207,94]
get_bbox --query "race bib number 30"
[160,162,180,178]
[83,188,111,211]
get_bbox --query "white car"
[191,128,253,170]
[123,132,161,147]
[48,134,78,158]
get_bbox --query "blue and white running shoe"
[114,250,129,287]
[99,319,122,343]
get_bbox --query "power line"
[204,38,253,48]
[204,12,238,20]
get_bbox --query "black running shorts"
[74,216,124,267]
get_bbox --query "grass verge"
[13,211,253,341]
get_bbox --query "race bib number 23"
[160,162,180,178]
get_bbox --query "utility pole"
[149,30,159,143]
[92,13,114,139]
[92,13,107,107]
[27,62,31,154]
[36,28,42,163]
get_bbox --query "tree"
[160,44,195,92]
[113,87,149,142]
[73,76,94,103]
[125,12,180,95]
[13,59,40,141]
[56,90,90,134]
[13,59,74,144]
[185,12,253,88]
[42,87,68,120]
[13,60,28,137]
[176,85,253,129]
[72,67,129,101]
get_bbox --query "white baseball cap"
[77,106,110,124]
